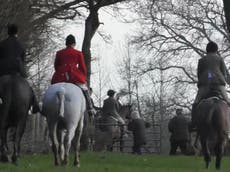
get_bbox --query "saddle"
[97,115,119,132]
[200,85,226,104]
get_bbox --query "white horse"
[42,82,86,167]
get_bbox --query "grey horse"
[42,82,86,167]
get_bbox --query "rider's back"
[198,53,227,87]
[102,97,119,116]
[0,36,25,77]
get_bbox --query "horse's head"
[118,104,133,119]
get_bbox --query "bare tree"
[131,0,229,112]
[223,0,230,34]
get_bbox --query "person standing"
[51,34,95,115]
[128,111,147,155]
[168,108,190,155]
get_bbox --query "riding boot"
[190,103,198,131]
[82,90,96,116]
[31,88,41,113]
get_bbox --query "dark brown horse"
[195,97,230,170]
[0,75,37,165]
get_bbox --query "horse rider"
[191,41,230,130]
[168,108,190,155]
[51,34,95,116]
[102,89,125,125]
[0,23,40,113]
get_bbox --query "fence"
[95,122,161,154]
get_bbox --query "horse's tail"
[56,87,67,129]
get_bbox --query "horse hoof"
[0,155,9,163]
[74,162,80,168]
[54,161,60,166]
[61,159,68,166]
[12,161,18,166]
[12,156,18,165]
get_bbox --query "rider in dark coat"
[168,109,190,155]
[0,24,26,77]
[191,41,230,129]
[0,24,40,113]
[102,89,125,124]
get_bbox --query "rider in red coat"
[51,44,87,84]
[51,34,95,115]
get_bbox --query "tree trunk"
[82,8,100,86]
[223,0,230,33]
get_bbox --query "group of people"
[0,23,148,154]
[1,23,230,155]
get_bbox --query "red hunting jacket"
[51,46,87,84]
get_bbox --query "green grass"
[0,152,230,172]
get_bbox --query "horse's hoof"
[12,161,18,166]
[0,155,9,163]
[73,162,80,168]
[54,161,60,166]
[61,159,68,166]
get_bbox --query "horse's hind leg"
[63,126,76,165]
[200,137,211,169]
[57,130,65,163]
[0,127,9,162]
[12,120,26,165]
[214,139,224,170]
[0,104,10,162]
[49,123,60,166]
[73,116,84,167]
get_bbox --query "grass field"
[0,152,230,172]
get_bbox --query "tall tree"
[223,0,230,33]
[130,0,229,115]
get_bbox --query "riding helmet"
[107,89,116,96]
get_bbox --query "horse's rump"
[42,83,86,125]
[196,97,230,169]
[197,98,230,136]
[0,75,32,126]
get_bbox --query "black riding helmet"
[107,89,116,97]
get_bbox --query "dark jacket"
[128,118,146,146]
[0,36,26,77]
[197,53,230,87]
[168,115,189,142]
[102,97,120,118]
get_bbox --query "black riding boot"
[31,88,41,113]
[190,103,198,131]
[82,90,95,116]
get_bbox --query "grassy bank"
[0,152,230,172]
